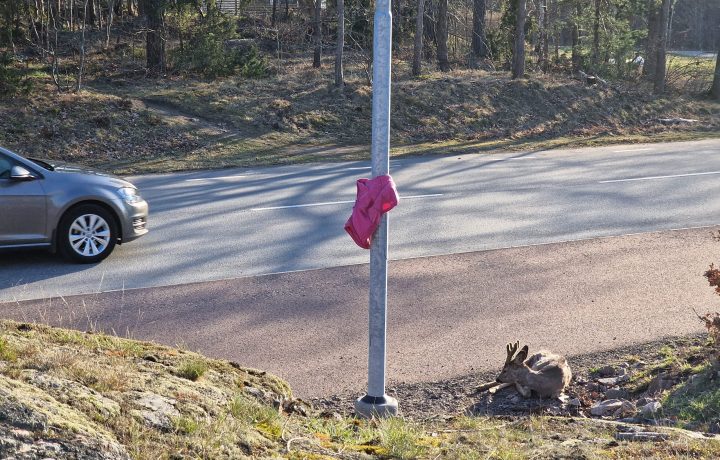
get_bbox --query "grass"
[377,417,427,459]
[2,319,720,458]
[229,394,282,432]
[0,48,718,175]
[176,358,209,381]
[0,335,18,362]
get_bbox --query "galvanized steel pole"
[354,0,398,418]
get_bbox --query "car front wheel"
[58,205,118,263]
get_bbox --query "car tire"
[58,204,118,264]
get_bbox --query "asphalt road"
[0,227,716,398]
[1,138,720,302]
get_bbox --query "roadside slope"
[1,61,718,174]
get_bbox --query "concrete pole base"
[354,394,399,418]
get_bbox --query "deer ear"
[514,345,529,363]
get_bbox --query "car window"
[0,155,12,180]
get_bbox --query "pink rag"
[345,175,399,249]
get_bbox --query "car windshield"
[27,158,55,171]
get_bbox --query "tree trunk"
[591,0,600,71]
[335,0,344,86]
[644,0,658,78]
[127,0,136,16]
[512,0,526,79]
[534,0,548,70]
[142,0,165,73]
[272,0,277,26]
[436,0,449,71]
[711,48,720,99]
[313,0,321,68]
[552,0,559,62]
[653,0,670,93]
[571,3,580,72]
[106,0,115,48]
[470,0,487,67]
[412,0,425,75]
[77,0,88,91]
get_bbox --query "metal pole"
[354,0,398,418]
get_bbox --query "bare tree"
[335,0,344,86]
[141,0,165,73]
[412,0,425,75]
[591,0,600,71]
[106,0,117,48]
[76,0,88,91]
[571,2,580,72]
[272,0,277,26]
[534,0,548,70]
[712,48,720,100]
[644,0,658,78]
[470,0,488,67]
[436,0,449,71]
[313,0,321,68]
[512,0,526,79]
[653,0,671,93]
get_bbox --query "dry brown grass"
[1,52,718,175]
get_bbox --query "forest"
[0,0,718,173]
[1,0,718,93]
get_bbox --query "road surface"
[0,227,716,398]
[1,139,720,397]
[1,138,719,302]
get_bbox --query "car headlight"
[117,187,143,204]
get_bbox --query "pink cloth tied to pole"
[344,175,399,249]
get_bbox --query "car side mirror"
[10,165,35,181]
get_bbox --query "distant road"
[668,50,716,58]
[1,138,720,302]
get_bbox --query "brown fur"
[496,341,572,398]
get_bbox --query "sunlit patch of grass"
[229,394,282,438]
[176,359,208,381]
[664,369,720,428]
[0,336,18,362]
[377,417,426,460]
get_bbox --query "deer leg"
[489,382,513,394]
[515,383,532,398]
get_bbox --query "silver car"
[0,146,148,263]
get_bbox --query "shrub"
[0,52,32,97]
[172,10,267,78]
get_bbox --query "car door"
[0,153,47,244]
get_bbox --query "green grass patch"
[176,358,208,381]
[377,417,426,459]
[664,369,720,427]
[0,336,18,362]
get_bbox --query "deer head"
[496,341,530,383]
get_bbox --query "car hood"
[35,159,135,188]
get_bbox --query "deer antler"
[505,341,520,365]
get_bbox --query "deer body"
[497,342,572,398]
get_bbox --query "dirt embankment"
[1,61,718,174]
[2,319,720,459]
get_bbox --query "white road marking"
[345,167,372,171]
[185,175,247,182]
[250,193,444,211]
[599,170,720,184]
[613,148,652,153]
